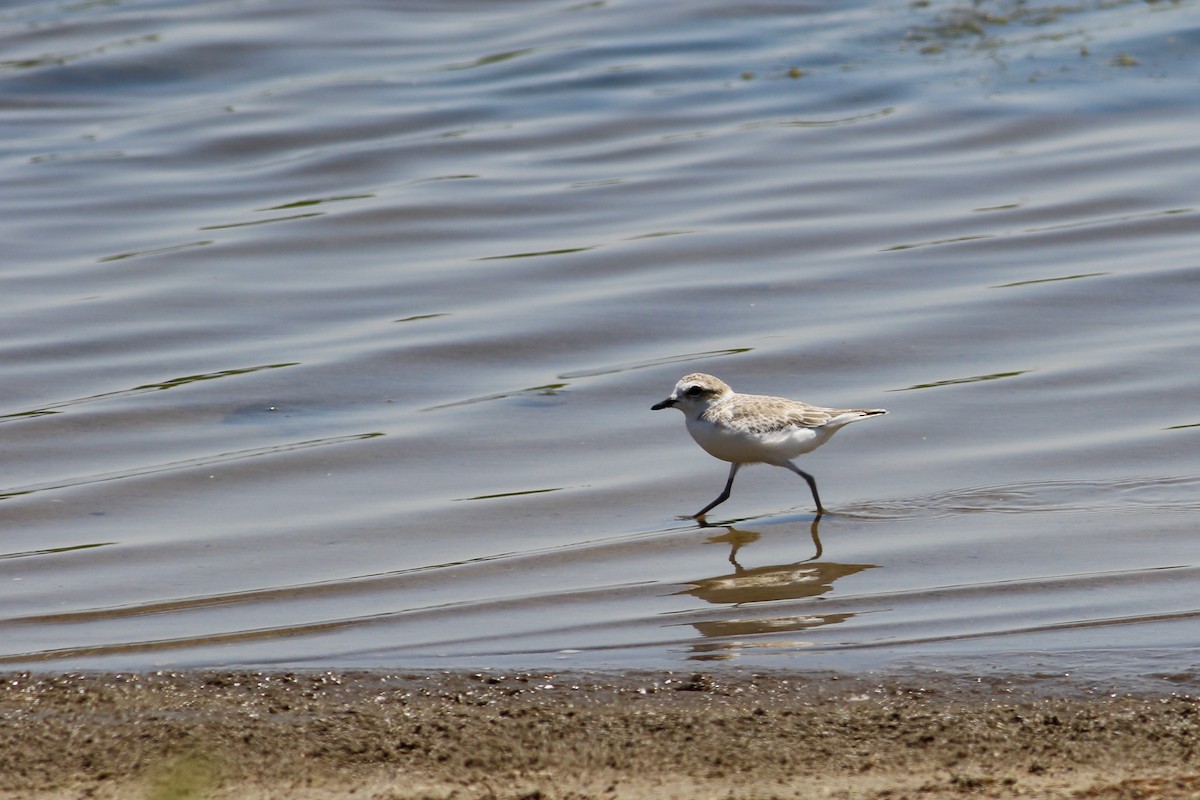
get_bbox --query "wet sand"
[2,669,1198,799]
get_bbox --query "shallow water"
[1,0,1198,677]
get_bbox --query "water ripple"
[0,433,382,501]
[846,475,1200,519]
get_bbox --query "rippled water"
[2,0,1198,676]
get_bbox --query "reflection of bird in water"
[680,515,877,660]
[688,516,873,606]
[682,554,872,605]
[703,516,823,568]
[651,373,886,518]
[680,528,875,645]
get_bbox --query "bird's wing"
[781,403,843,429]
[719,396,841,432]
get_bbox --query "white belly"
[685,415,830,464]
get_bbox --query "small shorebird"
[651,373,886,518]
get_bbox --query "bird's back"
[687,392,886,463]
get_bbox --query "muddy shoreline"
[1,668,1198,799]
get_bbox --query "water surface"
[1,0,1198,678]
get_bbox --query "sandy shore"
[1,668,1197,799]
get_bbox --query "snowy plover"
[651,373,886,518]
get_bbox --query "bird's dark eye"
[686,385,703,398]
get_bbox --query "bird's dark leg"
[693,462,741,518]
[783,461,827,516]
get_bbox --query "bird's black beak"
[651,397,676,410]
